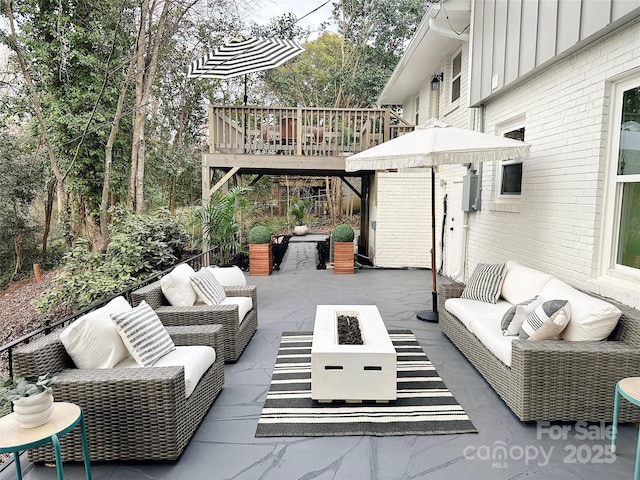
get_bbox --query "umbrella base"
[417,309,439,323]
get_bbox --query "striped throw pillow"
[190,268,226,305]
[520,299,571,340]
[461,263,506,304]
[111,300,175,367]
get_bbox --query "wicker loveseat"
[132,280,257,363]
[439,263,640,423]
[12,324,224,462]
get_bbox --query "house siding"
[465,20,640,308]
[470,0,640,105]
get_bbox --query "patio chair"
[12,324,225,462]
[131,280,258,363]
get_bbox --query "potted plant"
[290,197,310,236]
[2,373,57,428]
[332,224,355,274]
[248,225,273,276]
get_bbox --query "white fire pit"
[311,305,397,403]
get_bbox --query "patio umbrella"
[187,36,305,104]
[345,118,530,322]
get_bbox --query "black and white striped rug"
[255,330,477,437]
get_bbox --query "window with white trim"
[451,52,462,103]
[415,95,420,125]
[496,125,525,198]
[613,82,640,271]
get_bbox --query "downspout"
[450,104,485,281]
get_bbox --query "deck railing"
[0,250,216,379]
[209,106,412,156]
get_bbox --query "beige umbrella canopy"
[346,118,530,322]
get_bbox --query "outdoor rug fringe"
[255,329,477,437]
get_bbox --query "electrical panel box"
[462,174,479,212]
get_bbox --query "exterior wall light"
[431,72,444,91]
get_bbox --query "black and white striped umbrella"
[187,37,305,79]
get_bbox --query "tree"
[0,131,44,282]
[1,0,245,256]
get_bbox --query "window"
[415,95,420,125]
[451,52,462,102]
[613,83,640,270]
[497,127,525,197]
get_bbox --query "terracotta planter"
[249,243,273,276]
[12,391,54,428]
[333,241,354,274]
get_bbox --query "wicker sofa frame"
[132,282,258,363]
[13,324,225,462]
[439,282,640,422]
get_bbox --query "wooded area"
[0,0,425,286]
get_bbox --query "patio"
[2,241,638,479]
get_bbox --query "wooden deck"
[203,106,413,197]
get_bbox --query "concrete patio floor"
[3,239,638,479]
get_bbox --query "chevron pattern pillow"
[111,300,175,367]
[461,263,506,304]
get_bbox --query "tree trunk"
[128,0,172,214]
[4,0,73,247]
[41,179,56,265]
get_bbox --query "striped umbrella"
[188,36,305,80]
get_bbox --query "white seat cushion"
[60,296,131,369]
[471,315,517,367]
[115,346,216,398]
[221,296,253,323]
[444,298,512,334]
[500,260,554,304]
[160,263,197,306]
[540,278,622,341]
[206,266,246,286]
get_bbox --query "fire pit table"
[311,305,397,403]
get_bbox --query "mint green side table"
[0,402,91,480]
[612,377,640,480]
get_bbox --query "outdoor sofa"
[131,265,258,363]
[12,298,225,462]
[439,260,640,422]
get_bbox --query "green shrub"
[33,238,135,315]
[34,209,188,315]
[107,208,186,277]
[332,224,355,242]
[248,225,271,244]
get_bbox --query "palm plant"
[290,196,310,226]
[192,186,249,265]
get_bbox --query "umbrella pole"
[417,166,439,322]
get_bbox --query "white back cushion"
[60,296,131,369]
[500,260,554,304]
[206,266,246,286]
[540,278,622,341]
[160,263,197,306]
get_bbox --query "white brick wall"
[374,21,639,307]
[466,20,640,308]
[373,172,431,268]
